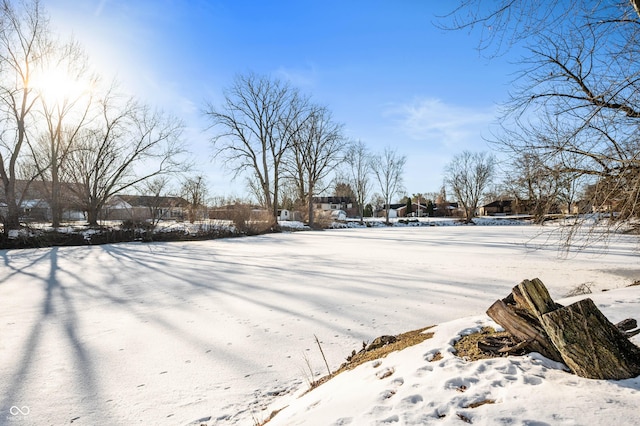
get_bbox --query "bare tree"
[65,88,186,226]
[371,146,406,225]
[446,1,640,242]
[139,176,172,228]
[445,151,495,223]
[180,175,208,223]
[284,105,346,227]
[0,0,53,234]
[31,39,97,228]
[344,140,372,223]
[502,152,561,223]
[204,73,308,225]
[502,151,588,223]
[496,26,640,231]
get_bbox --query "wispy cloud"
[385,98,498,150]
[274,64,318,88]
[94,0,109,16]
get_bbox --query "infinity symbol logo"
[9,406,30,416]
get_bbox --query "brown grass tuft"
[305,326,434,392]
[453,327,512,361]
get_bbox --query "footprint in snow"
[400,394,424,407]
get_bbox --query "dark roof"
[482,199,514,208]
[379,203,405,210]
[116,195,189,208]
[434,202,459,209]
[312,196,352,204]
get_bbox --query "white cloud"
[385,97,498,150]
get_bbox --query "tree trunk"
[1,176,20,234]
[307,196,315,228]
[307,180,315,228]
[51,165,61,228]
[4,200,21,234]
[87,200,101,227]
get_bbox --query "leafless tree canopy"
[445,151,495,223]
[139,176,172,228]
[65,89,185,226]
[371,146,406,224]
[181,175,208,224]
[502,150,586,224]
[445,0,640,239]
[283,104,346,227]
[442,1,639,57]
[0,1,188,233]
[31,39,97,227]
[204,73,308,224]
[0,0,52,232]
[344,140,372,222]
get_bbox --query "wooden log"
[487,299,562,362]
[540,298,640,380]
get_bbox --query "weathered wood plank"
[540,298,640,380]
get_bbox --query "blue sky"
[44,0,517,200]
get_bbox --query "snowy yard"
[1,225,639,425]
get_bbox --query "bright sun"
[31,66,87,106]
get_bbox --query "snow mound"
[266,288,640,426]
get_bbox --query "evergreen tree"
[426,200,435,217]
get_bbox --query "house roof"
[434,202,459,209]
[114,195,189,208]
[0,179,83,204]
[377,204,406,211]
[312,196,352,204]
[482,199,514,208]
[397,202,428,211]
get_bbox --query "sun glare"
[32,66,88,106]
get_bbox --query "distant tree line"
[203,73,408,228]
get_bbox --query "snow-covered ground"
[0,225,638,425]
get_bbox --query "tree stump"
[486,278,640,380]
[540,298,640,379]
[486,278,563,362]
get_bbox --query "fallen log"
[486,298,562,362]
[486,278,640,380]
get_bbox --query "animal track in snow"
[376,367,395,380]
